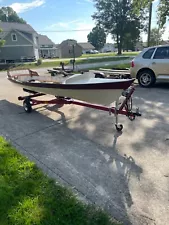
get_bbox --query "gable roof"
[38,34,55,46]
[59,39,77,47]
[0,22,37,34]
[78,42,95,50]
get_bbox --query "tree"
[123,20,141,51]
[0,7,26,24]
[0,28,5,47]
[132,0,169,28]
[157,0,169,28]
[87,26,106,50]
[92,0,144,55]
[149,28,163,46]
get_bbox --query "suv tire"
[138,69,156,87]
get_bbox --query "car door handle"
[152,62,156,65]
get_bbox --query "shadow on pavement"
[0,99,145,225]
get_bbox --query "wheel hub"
[141,73,151,85]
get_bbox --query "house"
[0,22,39,62]
[101,43,115,53]
[57,39,82,58]
[134,41,145,51]
[38,34,59,58]
[78,42,95,54]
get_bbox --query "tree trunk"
[117,34,122,55]
[118,41,122,55]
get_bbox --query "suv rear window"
[142,48,155,59]
[153,47,169,59]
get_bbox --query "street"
[0,70,169,225]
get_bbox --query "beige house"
[57,39,82,58]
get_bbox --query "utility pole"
[147,2,153,47]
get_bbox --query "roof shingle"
[78,42,95,50]
[38,34,55,45]
[0,22,37,34]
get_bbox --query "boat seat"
[94,72,105,78]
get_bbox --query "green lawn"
[87,63,130,71]
[14,56,130,70]
[77,56,130,64]
[0,136,121,225]
[80,52,139,58]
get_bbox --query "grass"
[77,56,130,64]
[0,136,121,225]
[80,52,139,58]
[87,63,130,71]
[1,51,135,71]
[13,56,131,70]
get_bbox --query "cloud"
[75,20,94,30]
[10,0,45,13]
[76,1,84,5]
[76,0,93,4]
[84,0,93,2]
[48,19,82,29]
[45,19,113,44]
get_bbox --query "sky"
[0,0,168,44]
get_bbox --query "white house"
[101,43,115,53]
[78,42,95,54]
[38,34,59,58]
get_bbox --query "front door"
[151,46,169,78]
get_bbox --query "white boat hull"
[14,83,122,105]
[7,71,135,105]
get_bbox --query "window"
[153,47,169,59]
[142,48,155,59]
[11,33,17,41]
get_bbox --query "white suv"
[130,45,169,87]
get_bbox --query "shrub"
[36,58,42,66]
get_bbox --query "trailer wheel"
[23,99,32,113]
[115,124,123,132]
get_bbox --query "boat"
[7,68,135,105]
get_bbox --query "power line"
[38,29,92,32]
[0,29,92,33]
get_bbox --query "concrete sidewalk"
[0,71,169,225]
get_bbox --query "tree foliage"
[123,20,141,51]
[87,26,106,50]
[0,7,26,24]
[158,0,169,28]
[92,0,145,54]
[149,28,163,46]
[132,0,169,28]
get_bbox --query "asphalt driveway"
[0,70,169,225]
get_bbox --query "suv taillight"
[131,60,135,68]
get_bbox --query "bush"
[36,58,42,66]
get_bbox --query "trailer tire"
[23,99,32,113]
